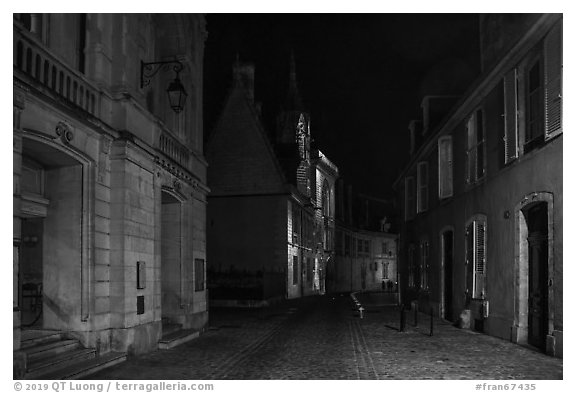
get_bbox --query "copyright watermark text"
[14,382,215,393]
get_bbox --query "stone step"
[158,329,200,350]
[23,339,81,362]
[34,352,127,380]
[162,323,183,337]
[20,330,64,350]
[25,348,96,379]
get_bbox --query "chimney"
[233,61,255,102]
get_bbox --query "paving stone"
[87,295,562,380]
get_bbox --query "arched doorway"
[514,192,554,352]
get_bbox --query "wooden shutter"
[465,116,475,184]
[473,221,486,299]
[544,19,562,140]
[465,223,474,297]
[438,136,453,198]
[504,69,519,163]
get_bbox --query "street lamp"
[140,60,188,113]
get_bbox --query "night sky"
[203,14,481,199]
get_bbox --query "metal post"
[429,308,434,337]
[399,304,405,332]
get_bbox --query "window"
[307,257,313,283]
[420,240,429,290]
[357,238,364,254]
[381,242,388,255]
[322,180,331,217]
[408,244,416,288]
[524,58,544,152]
[292,203,301,244]
[466,218,487,299]
[544,20,562,140]
[16,14,45,41]
[292,256,299,285]
[503,69,519,164]
[382,263,389,279]
[466,109,486,184]
[364,240,370,254]
[417,162,429,212]
[194,259,205,291]
[78,14,87,74]
[404,176,415,220]
[438,136,453,198]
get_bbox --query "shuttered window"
[405,176,415,220]
[438,136,453,198]
[417,162,429,213]
[525,58,545,150]
[503,69,519,164]
[466,218,487,299]
[544,19,562,140]
[466,110,486,184]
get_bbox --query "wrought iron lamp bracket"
[140,60,184,89]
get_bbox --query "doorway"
[441,229,454,322]
[18,138,85,333]
[523,202,549,350]
[160,191,183,332]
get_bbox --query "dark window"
[292,256,299,285]
[194,258,205,291]
[525,59,545,152]
[78,14,87,73]
[137,296,144,315]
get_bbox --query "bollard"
[429,308,434,336]
[399,304,406,332]
[359,306,365,319]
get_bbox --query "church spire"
[284,50,303,111]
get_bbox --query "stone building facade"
[331,227,397,294]
[328,182,398,294]
[13,14,209,378]
[394,14,562,357]
[206,59,338,305]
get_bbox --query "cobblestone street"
[88,294,562,380]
